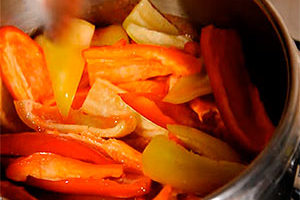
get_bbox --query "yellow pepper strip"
[142,135,245,195]
[167,124,241,162]
[36,18,95,117]
[91,25,129,46]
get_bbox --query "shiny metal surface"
[1,0,300,199]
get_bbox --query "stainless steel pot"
[1,0,300,199]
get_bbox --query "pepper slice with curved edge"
[0,26,53,103]
[26,174,151,198]
[142,135,245,195]
[6,152,123,182]
[119,93,176,128]
[200,25,275,153]
[14,100,137,138]
[0,132,114,164]
[167,124,241,162]
[83,43,203,84]
[120,93,200,128]
[35,18,95,117]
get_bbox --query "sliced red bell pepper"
[83,43,203,84]
[6,152,123,182]
[0,26,53,103]
[26,175,151,198]
[119,93,176,128]
[0,132,114,164]
[200,25,275,153]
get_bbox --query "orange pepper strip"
[0,132,114,164]
[153,185,173,200]
[83,43,202,84]
[119,93,176,128]
[117,79,169,98]
[0,181,37,200]
[26,175,151,198]
[200,25,275,153]
[6,152,123,182]
[0,26,53,103]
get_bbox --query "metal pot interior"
[1,0,296,199]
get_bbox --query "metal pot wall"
[1,0,300,199]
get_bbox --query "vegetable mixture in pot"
[0,0,274,199]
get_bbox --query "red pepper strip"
[0,26,53,103]
[26,175,151,198]
[83,43,202,84]
[6,152,123,182]
[153,185,173,200]
[0,181,37,200]
[0,132,114,164]
[119,93,176,128]
[200,25,275,153]
[143,93,200,128]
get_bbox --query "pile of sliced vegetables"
[0,0,274,199]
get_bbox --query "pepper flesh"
[26,175,151,198]
[167,124,240,162]
[6,152,123,182]
[36,18,95,117]
[142,135,245,195]
[0,132,114,164]
[0,26,53,103]
[83,43,202,84]
[200,25,274,153]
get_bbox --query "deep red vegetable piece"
[200,25,275,153]
[26,175,151,198]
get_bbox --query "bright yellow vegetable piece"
[122,0,191,48]
[91,25,129,46]
[142,135,245,195]
[167,124,241,162]
[36,19,95,116]
[163,73,212,104]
